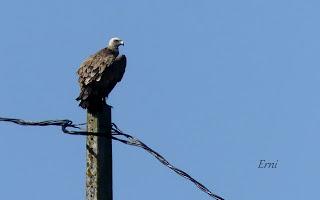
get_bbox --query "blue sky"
[0,0,319,199]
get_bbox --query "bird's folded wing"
[113,55,127,82]
[77,54,115,86]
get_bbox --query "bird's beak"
[120,40,124,46]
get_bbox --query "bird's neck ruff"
[106,46,119,56]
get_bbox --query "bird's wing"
[77,51,115,87]
[113,55,127,82]
[99,54,127,97]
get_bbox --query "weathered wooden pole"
[86,104,112,200]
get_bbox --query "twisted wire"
[0,117,224,200]
[111,123,224,200]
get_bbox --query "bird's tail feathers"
[76,88,103,114]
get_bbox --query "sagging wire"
[0,117,224,200]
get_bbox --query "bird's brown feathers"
[77,48,116,87]
[76,47,126,113]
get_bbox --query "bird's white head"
[108,37,124,49]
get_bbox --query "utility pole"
[86,105,112,200]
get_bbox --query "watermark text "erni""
[258,160,278,168]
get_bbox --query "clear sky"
[0,0,319,199]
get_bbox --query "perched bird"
[76,37,126,113]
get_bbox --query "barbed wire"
[0,117,224,200]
